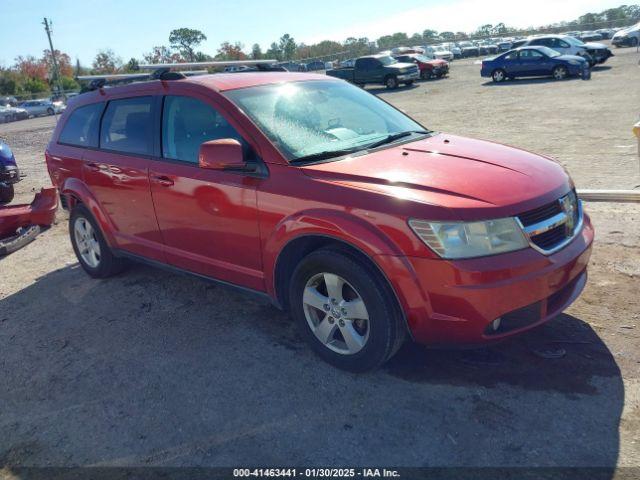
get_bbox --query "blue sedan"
[481,46,590,82]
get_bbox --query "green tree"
[251,43,263,59]
[60,76,79,91]
[266,42,282,61]
[142,46,182,64]
[376,32,409,49]
[169,28,207,62]
[475,24,493,37]
[125,58,140,72]
[279,34,297,60]
[92,49,122,74]
[23,77,48,94]
[422,29,439,40]
[216,42,246,60]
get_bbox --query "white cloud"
[304,0,624,43]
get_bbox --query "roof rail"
[76,70,209,91]
[77,60,283,92]
[138,60,277,70]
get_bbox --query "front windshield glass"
[414,55,431,62]
[224,80,426,162]
[378,56,397,66]
[532,46,561,57]
[565,36,585,46]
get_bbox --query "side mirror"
[198,139,246,171]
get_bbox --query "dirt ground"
[0,43,639,473]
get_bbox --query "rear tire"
[289,247,405,372]
[404,80,414,86]
[631,37,638,47]
[0,184,14,204]
[69,204,127,278]
[47,108,54,115]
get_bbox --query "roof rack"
[138,60,278,71]
[77,70,209,91]
[77,60,282,91]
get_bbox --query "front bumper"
[432,65,449,76]
[612,37,635,46]
[384,213,594,346]
[0,164,20,185]
[0,187,58,238]
[398,71,420,81]
[587,48,613,63]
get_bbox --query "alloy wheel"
[302,272,370,355]
[74,217,101,268]
[553,66,567,80]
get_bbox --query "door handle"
[85,162,100,172]
[151,175,174,187]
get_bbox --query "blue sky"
[0,0,624,67]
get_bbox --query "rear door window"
[100,97,153,155]
[58,102,103,147]
[161,95,245,164]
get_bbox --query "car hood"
[426,59,448,66]
[556,54,587,62]
[613,25,640,36]
[389,62,417,70]
[300,133,570,219]
[583,41,608,49]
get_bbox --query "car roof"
[72,72,338,103]
[186,72,333,91]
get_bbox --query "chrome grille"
[517,191,582,255]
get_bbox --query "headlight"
[408,217,529,259]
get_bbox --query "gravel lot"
[1,43,639,472]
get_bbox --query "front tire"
[404,80,414,86]
[385,75,399,89]
[0,184,14,204]
[69,204,126,278]
[289,248,405,372]
[47,108,55,115]
[552,65,568,80]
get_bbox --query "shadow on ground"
[0,263,624,470]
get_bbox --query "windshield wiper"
[290,130,431,165]
[364,130,430,149]
[290,147,365,164]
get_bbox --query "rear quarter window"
[58,102,104,148]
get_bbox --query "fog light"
[492,318,502,331]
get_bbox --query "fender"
[263,208,431,327]
[61,177,117,247]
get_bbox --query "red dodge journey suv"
[46,72,593,371]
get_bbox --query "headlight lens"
[409,217,529,259]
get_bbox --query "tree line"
[1,4,638,98]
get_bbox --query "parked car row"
[0,97,67,123]
[0,105,29,123]
[326,54,420,89]
[611,22,640,47]
[481,46,591,83]
[518,34,613,66]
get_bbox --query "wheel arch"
[61,177,117,247]
[273,233,413,337]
